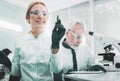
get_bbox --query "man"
[51,17,106,81]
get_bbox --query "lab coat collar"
[29,31,45,39]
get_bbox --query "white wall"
[94,0,120,56]
[0,0,30,51]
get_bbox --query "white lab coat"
[50,39,96,80]
[10,32,53,81]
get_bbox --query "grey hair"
[68,20,87,32]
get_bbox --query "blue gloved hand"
[86,65,107,72]
[51,15,66,49]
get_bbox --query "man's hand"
[51,15,66,49]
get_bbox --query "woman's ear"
[27,19,30,24]
[26,16,30,24]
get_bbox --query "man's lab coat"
[51,39,96,80]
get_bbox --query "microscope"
[89,31,120,68]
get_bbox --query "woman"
[9,1,53,81]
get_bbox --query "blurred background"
[0,0,120,56]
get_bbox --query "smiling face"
[26,3,48,32]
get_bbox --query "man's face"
[66,23,85,48]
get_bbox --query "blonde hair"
[26,0,48,20]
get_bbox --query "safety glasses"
[29,10,48,17]
[69,30,83,40]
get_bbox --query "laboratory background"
[0,0,120,57]
[0,0,120,70]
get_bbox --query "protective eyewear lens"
[69,30,82,40]
[29,10,48,17]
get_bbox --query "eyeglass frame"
[29,10,49,17]
[68,29,83,40]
